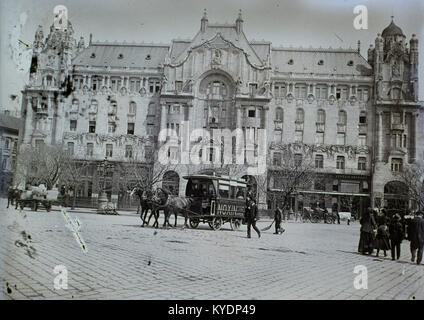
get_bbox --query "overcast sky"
[1,0,423,113]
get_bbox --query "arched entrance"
[162,171,180,196]
[384,181,409,214]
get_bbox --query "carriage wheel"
[189,218,200,229]
[230,218,241,231]
[311,215,319,223]
[210,217,223,231]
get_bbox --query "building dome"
[382,19,405,38]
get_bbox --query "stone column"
[24,96,33,144]
[236,105,242,129]
[377,111,383,161]
[160,103,168,137]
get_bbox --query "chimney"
[201,9,208,33]
[236,9,243,34]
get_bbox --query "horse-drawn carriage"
[182,174,248,230]
[16,185,59,212]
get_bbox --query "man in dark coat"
[388,214,404,260]
[274,205,284,234]
[409,211,424,265]
[245,198,261,239]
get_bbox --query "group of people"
[358,207,424,264]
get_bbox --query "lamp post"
[97,157,109,213]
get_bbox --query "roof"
[170,24,265,67]
[382,20,405,37]
[271,47,372,76]
[73,42,170,69]
[0,114,23,132]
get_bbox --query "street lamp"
[97,157,109,213]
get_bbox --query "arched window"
[275,107,283,121]
[317,109,326,124]
[129,101,136,115]
[296,108,304,123]
[338,110,347,124]
[71,99,79,112]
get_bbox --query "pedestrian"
[245,198,261,239]
[388,213,403,260]
[408,211,424,265]
[358,207,377,255]
[274,205,285,234]
[375,215,390,257]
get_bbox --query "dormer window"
[288,59,294,65]
[118,53,124,59]
[90,53,96,58]
[318,60,324,65]
[347,60,354,66]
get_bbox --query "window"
[129,102,136,115]
[316,109,325,132]
[145,146,153,160]
[315,180,325,191]
[70,120,77,131]
[89,121,96,133]
[109,101,117,115]
[315,85,328,99]
[336,88,341,100]
[149,79,161,93]
[147,124,155,136]
[317,109,325,123]
[86,143,93,157]
[4,138,10,149]
[359,113,367,124]
[175,81,183,92]
[127,123,135,135]
[274,84,287,98]
[248,109,256,118]
[358,134,367,146]
[275,107,283,121]
[249,83,258,96]
[336,156,345,169]
[294,154,302,166]
[106,144,113,157]
[296,108,304,123]
[273,152,281,166]
[392,112,401,125]
[125,145,133,158]
[337,133,346,145]
[108,122,116,133]
[315,155,324,168]
[357,87,369,101]
[391,158,403,172]
[315,132,324,144]
[338,111,347,124]
[67,142,74,156]
[358,157,367,170]
[295,84,307,99]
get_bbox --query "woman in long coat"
[375,215,391,257]
[358,208,377,255]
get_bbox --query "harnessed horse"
[153,188,193,228]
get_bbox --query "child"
[375,216,391,257]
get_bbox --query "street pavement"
[1,198,423,300]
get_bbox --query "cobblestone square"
[1,199,423,300]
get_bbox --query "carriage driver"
[245,196,261,239]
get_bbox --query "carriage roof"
[183,174,248,186]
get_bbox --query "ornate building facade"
[19,11,423,213]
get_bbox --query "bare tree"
[15,143,68,190]
[60,157,92,209]
[255,145,316,214]
[393,162,424,211]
